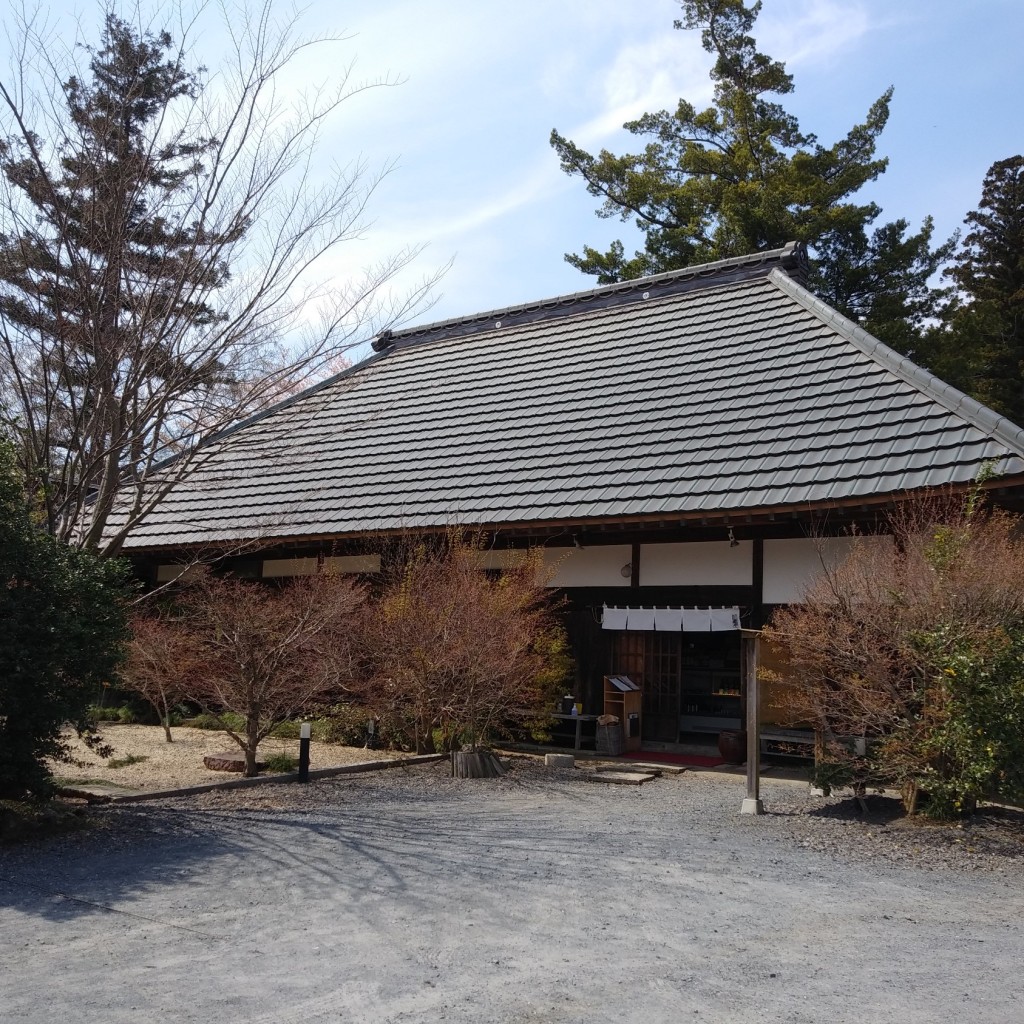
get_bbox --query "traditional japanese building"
[121,243,1024,745]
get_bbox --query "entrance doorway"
[611,630,742,741]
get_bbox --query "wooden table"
[548,712,599,750]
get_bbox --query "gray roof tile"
[117,245,1024,549]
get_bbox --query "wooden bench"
[759,729,868,758]
[759,728,815,758]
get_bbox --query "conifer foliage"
[0,16,230,551]
[939,156,1024,424]
[0,9,429,555]
[550,0,950,354]
[0,440,128,800]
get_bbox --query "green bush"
[319,704,416,750]
[318,704,371,745]
[0,441,130,800]
[263,753,298,773]
[184,711,247,732]
[267,720,304,740]
[896,626,1024,818]
[86,700,152,726]
[86,705,108,725]
[107,753,148,769]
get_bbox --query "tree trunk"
[159,693,173,743]
[902,779,919,815]
[853,781,868,815]
[416,715,436,754]
[451,750,506,779]
[245,713,260,776]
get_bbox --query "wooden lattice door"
[611,632,681,743]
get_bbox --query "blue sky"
[306,0,1023,331]
[10,1,1024,339]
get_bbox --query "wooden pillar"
[751,537,764,628]
[740,629,764,815]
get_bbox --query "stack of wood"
[450,749,507,778]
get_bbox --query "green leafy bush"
[107,753,148,769]
[184,711,248,732]
[263,753,298,773]
[0,442,130,800]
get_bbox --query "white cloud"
[564,34,713,148]
[758,0,872,69]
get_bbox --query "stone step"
[622,761,688,775]
[203,751,264,773]
[585,771,656,786]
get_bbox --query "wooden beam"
[740,629,764,815]
[752,537,764,629]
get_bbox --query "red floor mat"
[621,751,725,767]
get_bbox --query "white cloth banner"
[681,607,711,632]
[602,605,741,632]
[709,606,742,631]
[653,607,683,632]
[626,606,656,631]
[601,605,628,630]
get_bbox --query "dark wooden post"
[298,722,311,783]
[740,629,764,814]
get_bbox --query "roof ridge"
[373,242,805,353]
[768,268,1024,459]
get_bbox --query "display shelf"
[603,675,642,752]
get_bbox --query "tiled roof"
[119,244,1024,551]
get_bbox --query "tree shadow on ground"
[0,763,639,932]
[800,792,1024,859]
[806,793,907,825]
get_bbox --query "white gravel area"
[47,724,396,791]
[2,756,1023,1023]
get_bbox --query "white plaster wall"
[763,536,890,603]
[155,564,206,583]
[262,557,319,577]
[538,545,633,588]
[325,554,381,574]
[262,554,380,577]
[638,540,753,586]
[473,549,528,571]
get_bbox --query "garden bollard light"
[299,722,311,782]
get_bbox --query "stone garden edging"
[107,754,446,803]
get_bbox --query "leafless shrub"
[765,488,1024,816]
[355,535,571,754]
[126,569,363,775]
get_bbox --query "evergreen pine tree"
[0,14,234,548]
[0,440,128,800]
[940,157,1024,423]
[550,0,951,354]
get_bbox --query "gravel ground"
[47,724,395,791]
[2,757,1022,1024]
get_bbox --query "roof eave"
[122,473,1024,557]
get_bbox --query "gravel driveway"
[1,758,1022,1024]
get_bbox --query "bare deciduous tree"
[128,569,363,775]
[122,613,197,742]
[764,489,1024,817]
[0,5,439,555]
[356,536,571,763]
